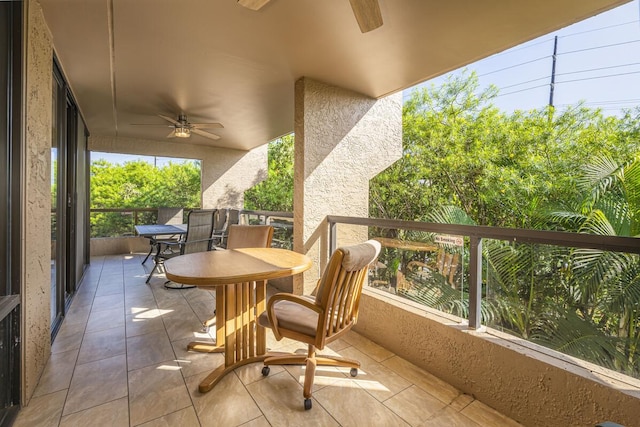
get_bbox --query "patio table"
[135,224,188,264]
[164,247,312,393]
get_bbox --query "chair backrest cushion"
[226,225,274,249]
[341,240,382,271]
[183,210,215,254]
[314,239,381,305]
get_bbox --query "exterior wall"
[90,237,149,257]
[293,77,402,294]
[355,290,640,427]
[22,0,53,403]
[89,135,268,209]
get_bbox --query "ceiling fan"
[237,0,383,33]
[133,114,224,140]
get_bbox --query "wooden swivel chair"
[257,239,381,410]
[146,209,215,285]
[201,224,274,331]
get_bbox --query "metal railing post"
[468,236,483,329]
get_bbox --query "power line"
[555,99,640,109]
[557,62,640,76]
[556,70,640,84]
[497,71,640,98]
[559,39,640,55]
[478,55,549,77]
[500,75,550,90]
[558,19,640,39]
[478,20,639,62]
[477,38,640,78]
[496,62,640,91]
[497,84,549,98]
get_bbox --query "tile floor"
[14,254,522,427]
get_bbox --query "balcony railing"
[86,208,640,380]
[327,215,640,380]
[88,208,294,248]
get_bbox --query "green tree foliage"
[541,156,640,376]
[90,159,201,236]
[366,70,640,378]
[371,70,640,229]
[244,134,294,211]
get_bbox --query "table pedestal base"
[197,355,268,393]
[188,280,268,393]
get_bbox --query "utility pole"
[548,36,558,107]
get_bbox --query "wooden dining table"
[164,247,312,393]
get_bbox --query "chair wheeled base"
[260,345,360,410]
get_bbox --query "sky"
[404,0,640,116]
[90,152,197,168]
[95,1,640,166]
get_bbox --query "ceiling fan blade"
[238,0,270,11]
[131,123,173,126]
[192,128,221,140]
[167,130,176,138]
[158,114,182,126]
[190,122,224,129]
[349,0,383,33]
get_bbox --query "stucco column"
[293,77,402,295]
[22,0,54,403]
[89,135,268,209]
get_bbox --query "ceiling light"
[174,127,191,138]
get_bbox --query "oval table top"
[164,247,312,287]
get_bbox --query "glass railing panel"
[331,224,469,320]
[241,210,293,249]
[269,219,293,249]
[483,239,640,379]
[90,210,138,237]
[367,228,469,320]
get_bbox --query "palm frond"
[428,205,477,225]
[622,158,640,236]
[531,308,628,371]
[578,209,616,236]
[578,156,621,211]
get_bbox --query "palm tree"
[546,156,640,377]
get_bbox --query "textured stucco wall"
[293,77,402,294]
[89,135,267,209]
[90,237,150,256]
[23,0,53,403]
[355,290,640,427]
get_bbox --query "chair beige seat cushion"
[258,295,317,337]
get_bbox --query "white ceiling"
[39,0,628,151]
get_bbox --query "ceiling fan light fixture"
[174,126,191,138]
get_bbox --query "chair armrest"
[266,293,323,341]
[157,237,217,257]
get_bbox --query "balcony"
[14,252,521,426]
[36,209,640,426]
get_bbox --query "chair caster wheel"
[304,398,312,410]
[350,368,358,377]
[261,366,270,376]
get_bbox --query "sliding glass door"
[0,1,22,425]
[51,60,87,338]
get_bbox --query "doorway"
[51,61,85,337]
